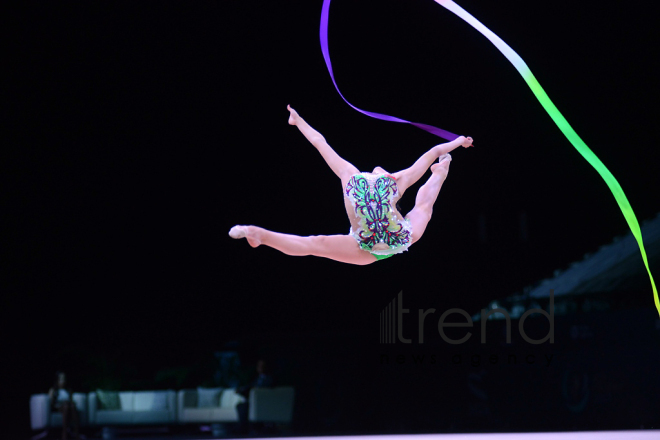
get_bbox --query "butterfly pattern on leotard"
[345,174,411,251]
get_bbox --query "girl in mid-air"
[229,105,473,265]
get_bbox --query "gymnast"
[229,105,474,265]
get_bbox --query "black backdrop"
[4,0,660,437]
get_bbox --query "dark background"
[3,0,659,437]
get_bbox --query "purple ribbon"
[320,0,458,141]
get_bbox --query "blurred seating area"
[30,387,294,438]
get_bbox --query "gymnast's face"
[372,166,388,175]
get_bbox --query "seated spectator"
[235,359,275,433]
[48,371,80,440]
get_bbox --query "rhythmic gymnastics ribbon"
[320,0,458,141]
[320,0,659,316]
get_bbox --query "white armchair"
[249,387,295,423]
[30,393,88,430]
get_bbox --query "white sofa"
[30,393,88,430]
[177,388,245,423]
[88,390,176,426]
[176,387,295,424]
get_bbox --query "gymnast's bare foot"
[229,225,262,248]
[431,153,451,176]
[287,105,300,126]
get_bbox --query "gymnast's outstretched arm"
[392,136,473,195]
[287,105,358,181]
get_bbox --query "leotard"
[344,173,413,258]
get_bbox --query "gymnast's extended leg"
[229,226,376,265]
[287,105,359,186]
[405,155,452,244]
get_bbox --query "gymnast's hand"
[458,136,474,148]
[287,105,300,126]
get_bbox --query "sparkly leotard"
[344,173,413,258]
